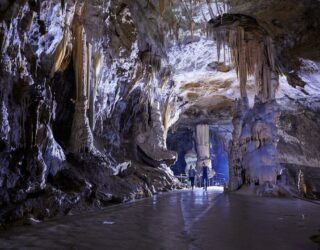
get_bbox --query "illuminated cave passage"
[166,124,231,187]
[1,0,320,249]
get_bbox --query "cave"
[0,0,320,249]
[166,123,231,187]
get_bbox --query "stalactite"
[162,96,172,137]
[206,0,215,19]
[21,95,29,148]
[51,7,75,76]
[214,0,221,16]
[209,14,280,101]
[50,28,72,76]
[73,26,87,100]
[159,0,165,16]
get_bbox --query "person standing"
[202,162,209,191]
[188,166,196,190]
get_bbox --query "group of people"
[188,162,209,191]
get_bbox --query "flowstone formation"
[136,101,177,168]
[229,98,280,192]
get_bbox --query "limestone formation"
[50,5,75,76]
[0,100,10,142]
[0,0,320,227]
[89,51,103,131]
[69,2,94,153]
[208,13,282,191]
[208,14,279,101]
[137,101,177,167]
[195,124,215,178]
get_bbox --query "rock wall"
[277,97,320,198]
[0,0,180,227]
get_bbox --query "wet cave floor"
[1,188,320,250]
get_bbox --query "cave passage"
[167,125,231,188]
[1,0,320,248]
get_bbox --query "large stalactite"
[208,14,279,102]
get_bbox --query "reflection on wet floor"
[0,187,320,250]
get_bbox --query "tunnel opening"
[167,122,232,189]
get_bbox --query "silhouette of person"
[188,166,196,190]
[202,162,209,191]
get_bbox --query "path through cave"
[1,189,319,249]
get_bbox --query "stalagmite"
[298,169,307,196]
[228,98,248,190]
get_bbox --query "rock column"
[195,124,214,180]
[69,2,94,153]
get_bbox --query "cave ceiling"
[167,0,320,129]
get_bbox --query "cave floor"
[1,188,320,250]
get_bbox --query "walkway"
[1,187,319,249]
